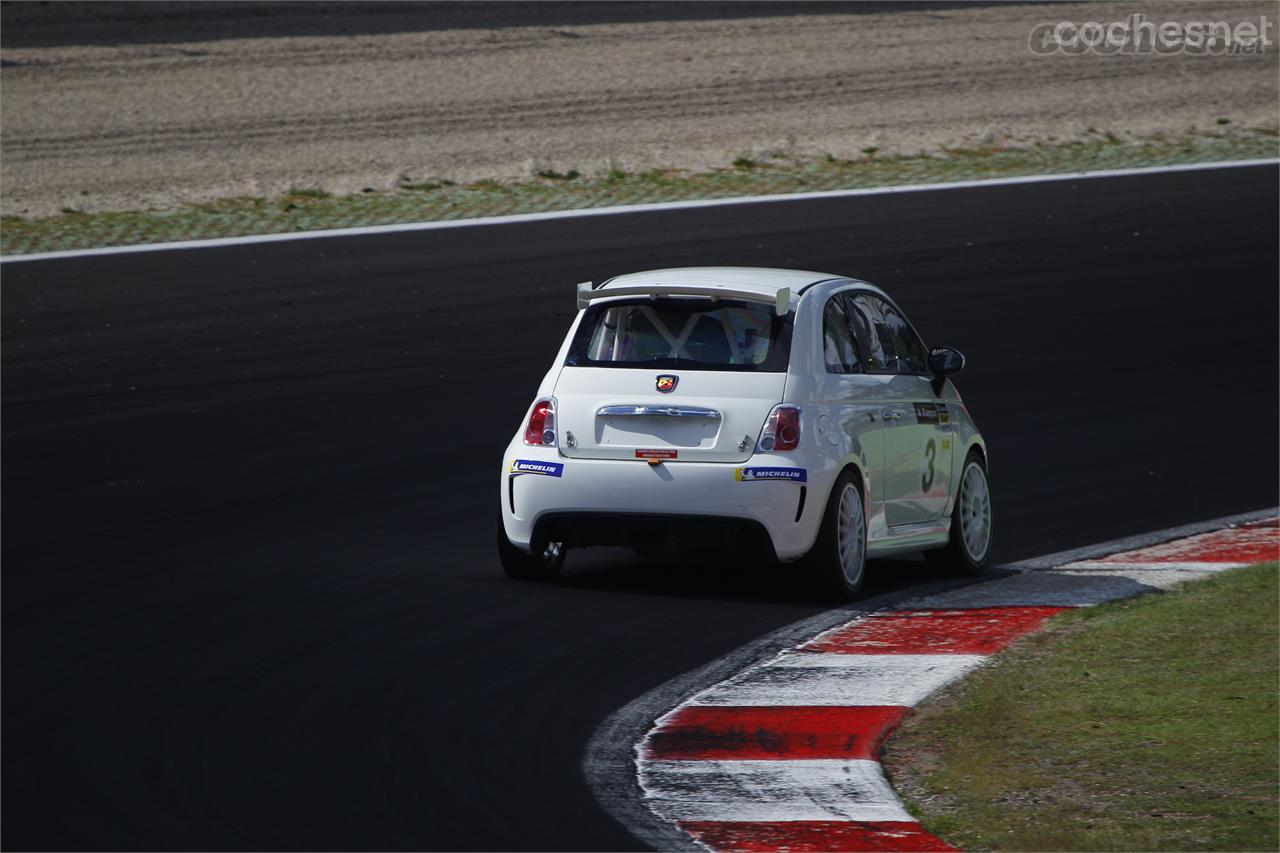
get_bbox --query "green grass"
[1,130,1276,256]
[883,562,1280,852]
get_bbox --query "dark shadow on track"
[555,549,958,607]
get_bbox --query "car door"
[814,294,885,525]
[847,293,952,527]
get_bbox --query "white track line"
[3,158,1275,264]
[641,759,911,823]
[688,653,983,707]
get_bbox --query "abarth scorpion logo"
[656,374,678,393]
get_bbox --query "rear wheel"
[925,450,992,574]
[496,512,566,580]
[805,469,868,599]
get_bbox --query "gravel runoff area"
[1,1,1276,245]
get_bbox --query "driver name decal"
[913,403,940,425]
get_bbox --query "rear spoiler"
[576,281,792,316]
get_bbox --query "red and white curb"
[1058,518,1280,571]
[629,515,1279,852]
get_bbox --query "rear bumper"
[498,444,835,561]
[532,512,778,562]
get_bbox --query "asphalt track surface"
[3,165,1277,850]
[0,2,1010,48]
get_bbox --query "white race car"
[497,267,992,597]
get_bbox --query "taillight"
[523,398,556,446]
[775,407,801,450]
[757,405,802,453]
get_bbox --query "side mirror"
[928,347,964,396]
[929,346,965,377]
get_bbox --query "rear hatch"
[555,368,785,463]
[555,295,792,464]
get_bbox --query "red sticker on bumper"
[636,448,678,460]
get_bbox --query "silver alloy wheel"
[959,462,992,563]
[836,483,866,587]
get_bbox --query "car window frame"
[875,297,930,376]
[841,292,891,375]
[821,294,863,375]
[564,296,795,372]
[841,288,933,378]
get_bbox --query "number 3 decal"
[922,438,936,492]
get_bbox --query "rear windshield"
[565,298,792,372]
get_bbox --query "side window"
[846,295,894,373]
[849,294,927,375]
[878,301,928,374]
[822,297,860,373]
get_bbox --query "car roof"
[600,267,842,298]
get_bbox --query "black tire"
[925,450,993,574]
[496,512,566,580]
[802,469,868,600]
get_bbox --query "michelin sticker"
[510,459,564,478]
[735,466,807,483]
